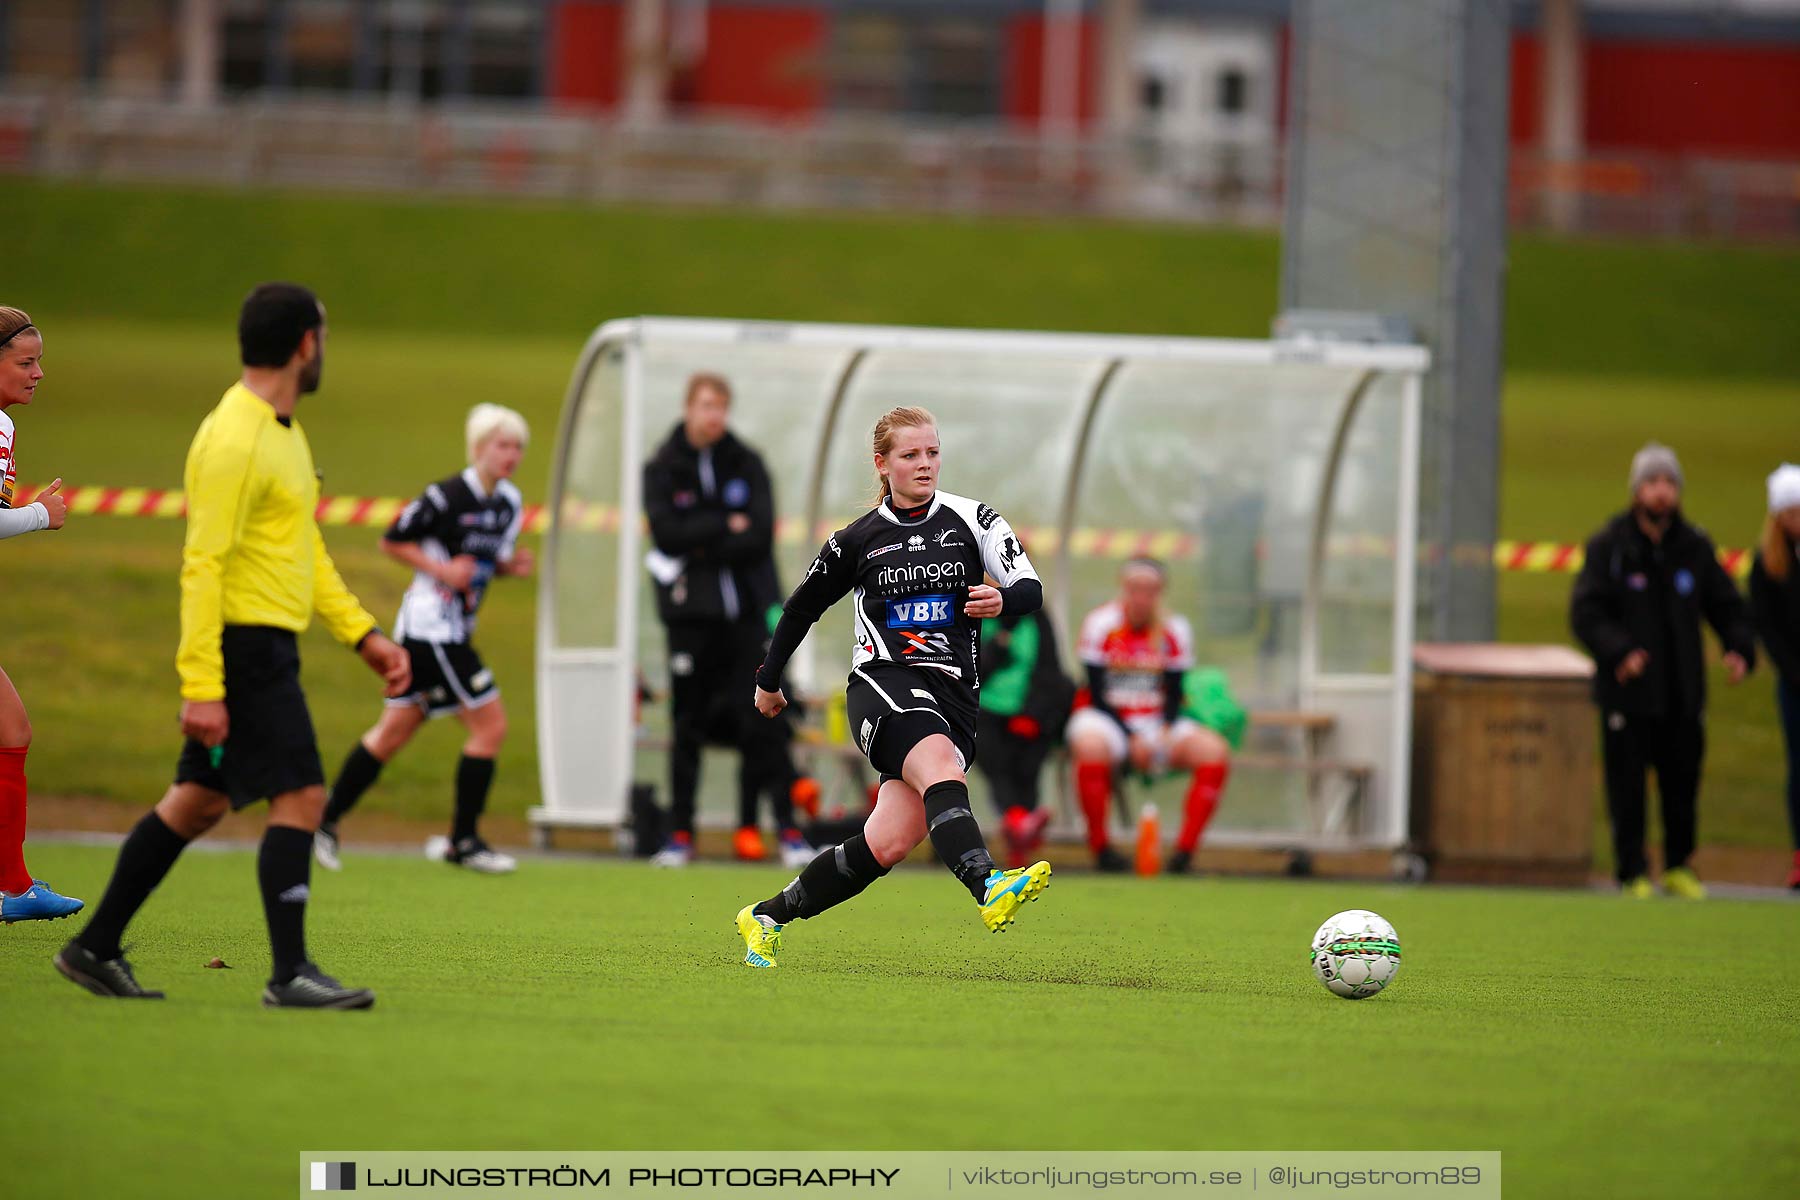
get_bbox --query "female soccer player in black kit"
[735,406,1052,967]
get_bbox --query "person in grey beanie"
[1570,442,1756,900]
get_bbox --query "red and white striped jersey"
[0,409,17,510]
[1076,602,1195,721]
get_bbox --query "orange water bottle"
[1134,802,1162,876]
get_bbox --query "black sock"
[322,742,384,828]
[258,825,314,984]
[923,779,997,902]
[75,810,189,960]
[453,754,496,844]
[754,833,889,924]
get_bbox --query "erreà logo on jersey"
[885,594,955,628]
[875,560,967,586]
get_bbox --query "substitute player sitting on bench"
[1068,558,1232,874]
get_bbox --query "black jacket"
[643,424,779,625]
[1569,510,1757,716]
[1750,539,1800,687]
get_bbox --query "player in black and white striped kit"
[314,404,531,875]
[734,406,1054,968]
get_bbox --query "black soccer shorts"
[174,625,325,809]
[843,661,978,783]
[389,637,499,717]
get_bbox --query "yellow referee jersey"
[177,382,376,701]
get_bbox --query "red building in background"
[545,0,1800,161]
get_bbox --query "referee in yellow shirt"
[56,283,410,1008]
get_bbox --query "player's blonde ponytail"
[871,406,937,505]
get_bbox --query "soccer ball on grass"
[1310,909,1401,999]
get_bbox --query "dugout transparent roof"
[538,319,1427,851]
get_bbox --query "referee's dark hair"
[238,283,323,367]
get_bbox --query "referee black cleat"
[262,962,375,1010]
[54,940,165,999]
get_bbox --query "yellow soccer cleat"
[1661,867,1707,900]
[1622,875,1655,900]
[979,861,1052,933]
[736,904,783,968]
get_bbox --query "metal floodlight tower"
[1280,0,1512,642]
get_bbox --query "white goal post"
[534,318,1426,853]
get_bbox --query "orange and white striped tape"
[14,483,1756,578]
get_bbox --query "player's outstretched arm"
[750,531,855,715]
[0,479,63,539]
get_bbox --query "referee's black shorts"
[175,625,324,810]
[844,661,978,783]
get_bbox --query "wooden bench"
[632,706,1374,853]
[1242,709,1374,841]
[1072,709,1373,850]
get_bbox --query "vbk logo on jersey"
[886,595,955,627]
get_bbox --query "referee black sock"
[754,833,889,924]
[322,742,384,829]
[452,754,496,844]
[923,779,998,902]
[75,810,189,961]
[259,825,315,984]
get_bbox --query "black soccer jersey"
[385,467,524,644]
[773,490,1040,691]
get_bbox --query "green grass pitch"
[4,843,1797,1198]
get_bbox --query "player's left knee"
[467,708,507,753]
[268,785,328,830]
[159,784,230,838]
[1180,729,1230,766]
[866,825,921,867]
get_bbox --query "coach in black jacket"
[642,373,794,862]
[1570,442,1755,898]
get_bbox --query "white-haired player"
[314,403,532,874]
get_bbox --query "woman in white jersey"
[0,307,80,923]
[313,404,531,875]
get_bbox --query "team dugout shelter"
[534,319,1428,864]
